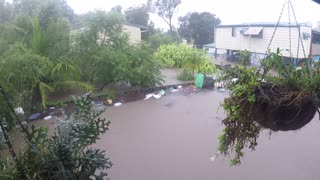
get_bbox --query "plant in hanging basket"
[217,49,320,165]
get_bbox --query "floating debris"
[209,155,215,162]
[105,99,113,105]
[15,107,24,115]
[144,94,155,100]
[114,102,123,107]
[28,113,41,121]
[153,94,162,99]
[44,116,53,121]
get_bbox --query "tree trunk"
[169,19,173,33]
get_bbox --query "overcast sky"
[67,0,320,29]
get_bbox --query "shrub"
[177,69,194,81]
[155,44,190,68]
[1,94,112,179]
[147,30,176,52]
[155,44,216,75]
[91,43,163,89]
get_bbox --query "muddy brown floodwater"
[93,90,320,180]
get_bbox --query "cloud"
[66,0,320,28]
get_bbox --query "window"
[303,32,311,40]
[240,28,248,35]
[243,27,263,38]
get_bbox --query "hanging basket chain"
[288,0,307,58]
[288,0,292,60]
[266,0,288,52]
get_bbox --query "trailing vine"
[217,49,320,165]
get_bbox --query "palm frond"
[38,82,54,108]
[52,81,94,92]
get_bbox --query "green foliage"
[178,12,221,48]
[149,0,181,32]
[155,44,190,67]
[155,44,216,74]
[218,65,261,165]
[147,29,176,51]
[218,49,320,165]
[125,4,149,27]
[0,43,50,110]
[177,69,194,81]
[88,10,128,49]
[32,101,67,112]
[92,43,163,88]
[2,94,112,179]
[102,89,117,99]
[182,49,216,75]
[71,11,163,88]
[0,43,93,111]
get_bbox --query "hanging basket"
[251,83,317,131]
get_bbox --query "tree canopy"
[178,12,221,48]
[125,4,149,27]
[148,0,181,32]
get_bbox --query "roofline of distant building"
[216,23,312,28]
[72,22,148,31]
[124,23,148,30]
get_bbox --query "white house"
[215,23,315,65]
[71,23,148,45]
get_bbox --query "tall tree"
[12,0,74,22]
[111,5,122,14]
[149,0,181,32]
[0,0,12,24]
[125,4,149,27]
[125,4,155,40]
[178,12,221,48]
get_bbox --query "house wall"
[123,25,141,44]
[312,43,320,55]
[215,26,312,58]
[70,24,142,45]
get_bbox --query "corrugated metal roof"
[243,27,263,35]
[216,22,311,28]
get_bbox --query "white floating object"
[231,78,238,83]
[159,90,165,96]
[257,78,266,82]
[144,94,155,100]
[44,116,53,121]
[114,102,123,107]
[171,89,179,92]
[15,107,24,115]
[49,107,55,110]
[210,156,215,162]
[153,94,162,99]
[177,85,182,89]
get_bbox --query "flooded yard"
[4,89,320,180]
[94,90,320,180]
